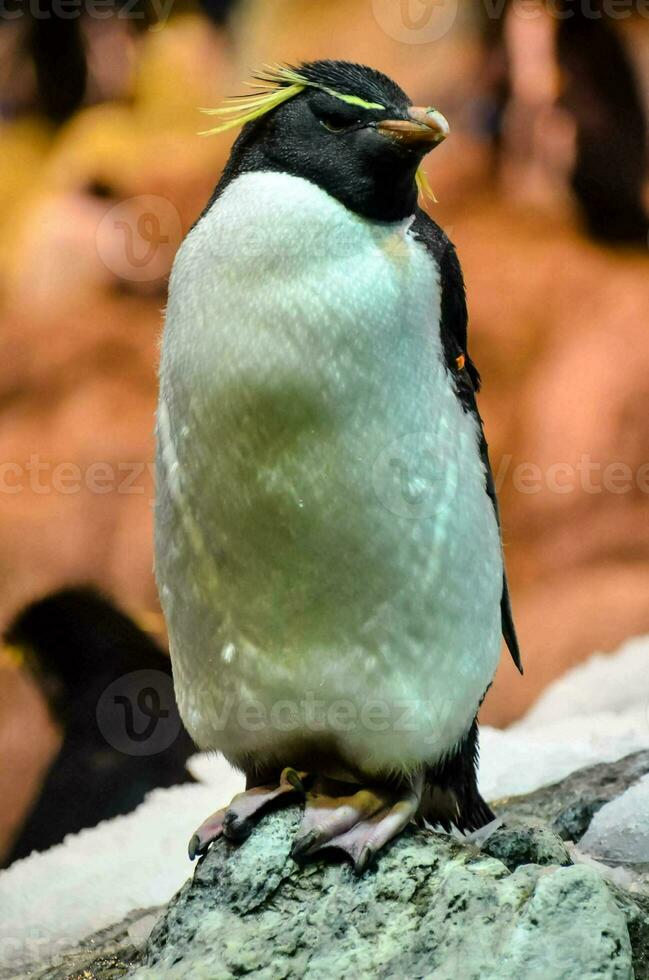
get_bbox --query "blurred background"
[0,0,648,864]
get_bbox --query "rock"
[492,751,649,978]
[620,892,649,980]
[125,809,631,980]
[28,753,649,980]
[481,825,572,872]
[26,908,160,980]
[493,749,649,842]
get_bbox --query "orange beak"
[376,107,450,147]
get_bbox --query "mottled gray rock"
[28,752,649,980]
[481,825,572,872]
[491,751,649,979]
[128,808,632,980]
[615,890,649,979]
[22,908,160,980]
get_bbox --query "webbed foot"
[188,766,424,875]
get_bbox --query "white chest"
[156,171,503,773]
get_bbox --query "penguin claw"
[290,829,321,861]
[283,767,307,794]
[188,833,203,862]
[354,845,375,876]
[187,770,423,875]
[187,806,227,861]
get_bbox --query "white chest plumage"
[155,171,503,776]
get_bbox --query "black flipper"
[412,209,523,674]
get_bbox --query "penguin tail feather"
[420,782,495,835]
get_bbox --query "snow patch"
[480,706,649,800]
[579,774,649,866]
[0,765,244,977]
[519,634,649,729]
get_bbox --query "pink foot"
[188,767,307,860]
[292,771,425,875]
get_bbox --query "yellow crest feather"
[199,82,305,136]
[416,165,438,205]
[200,63,384,137]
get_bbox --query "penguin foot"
[188,767,307,860]
[291,770,425,875]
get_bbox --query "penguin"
[3,587,195,866]
[155,60,522,875]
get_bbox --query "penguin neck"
[210,128,420,224]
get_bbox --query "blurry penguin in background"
[480,0,648,245]
[2,587,195,867]
[556,3,648,244]
[3,0,241,124]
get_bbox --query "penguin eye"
[319,112,357,134]
[320,116,350,133]
[310,95,361,134]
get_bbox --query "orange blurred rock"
[0,297,159,623]
[0,658,61,864]
[454,201,649,724]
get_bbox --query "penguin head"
[209,61,449,222]
[3,587,170,725]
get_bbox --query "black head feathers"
[296,60,411,113]
[4,586,170,722]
